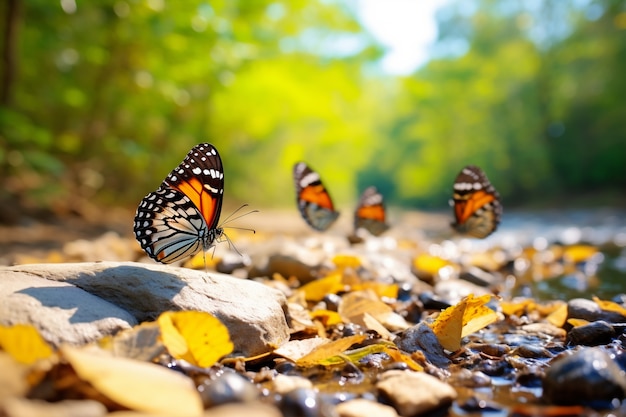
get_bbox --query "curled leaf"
[158,311,233,368]
[0,324,53,365]
[430,294,498,352]
[296,334,366,367]
[300,272,345,302]
[62,345,203,417]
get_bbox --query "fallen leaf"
[0,324,54,365]
[546,304,568,328]
[430,294,498,351]
[563,245,598,264]
[273,338,329,362]
[332,254,362,269]
[593,296,626,317]
[412,254,453,276]
[310,309,344,326]
[500,299,535,317]
[100,321,165,361]
[384,346,424,371]
[567,318,590,327]
[300,272,345,302]
[158,311,233,368]
[62,345,203,416]
[296,334,366,367]
[354,281,398,299]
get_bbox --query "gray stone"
[377,370,457,415]
[3,262,290,356]
[395,322,450,368]
[0,272,136,347]
[567,298,626,323]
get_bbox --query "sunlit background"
[1,0,625,222]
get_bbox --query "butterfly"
[451,165,502,239]
[134,143,225,264]
[293,162,340,231]
[354,186,389,236]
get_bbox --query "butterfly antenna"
[222,232,244,257]
[219,204,259,227]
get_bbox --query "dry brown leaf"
[61,345,203,416]
[296,335,366,367]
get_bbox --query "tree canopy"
[1,0,624,219]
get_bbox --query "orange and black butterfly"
[293,162,339,231]
[134,143,225,263]
[451,165,502,238]
[354,186,389,236]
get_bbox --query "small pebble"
[566,320,616,346]
[542,347,626,407]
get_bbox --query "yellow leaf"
[354,282,398,299]
[500,299,534,316]
[273,338,329,362]
[62,345,202,417]
[339,290,392,323]
[0,324,53,365]
[546,304,569,328]
[310,310,344,326]
[100,321,165,361]
[567,318,590,327]
[296,334,366,367]
[563,245,598,263]
[300,272,345,302]
[593,296,626,317]
[412,254,452,276]
[384,346,424,372]
[316,342,388,366]
[430,294,498,352]
[158,311,233,368]
[332,254,361,269]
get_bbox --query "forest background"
[1,0,625,223]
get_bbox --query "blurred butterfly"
[293,162,339,231]
[134,143,226,264]
[354,186,389,236]
[451,165,502,238]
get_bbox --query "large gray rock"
[0,272,136,347]
[3,262,290,356]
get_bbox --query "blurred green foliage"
[0,0,625,219]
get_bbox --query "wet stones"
[567,298,626,323]
[566,320,616,346]
[395,322,450,368]
[376,370,457,415]
[542,347,626,407]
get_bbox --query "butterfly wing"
[451,165,502,239]
[293,162,339,231]
[134,187,209,263]
[354,186,389,236]
[164,143,224,231]
[133,143,224,263]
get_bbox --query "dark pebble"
[395,322,450,368]
[197,371,259,408]
[280,388,329,417]
[566,320,616,346]
[322,293,341,312]
[567,298,626,323]
[418,291,451,311]
[542,347,626,408]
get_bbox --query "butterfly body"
[134,143,225,264]
[354,186,389,236]
[451,165,502,238]
[293,162,339,231]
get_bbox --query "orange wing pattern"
[355,186,389,236]
[293,162,339,231]
[134,143,225,264]
[451,165,502,239]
